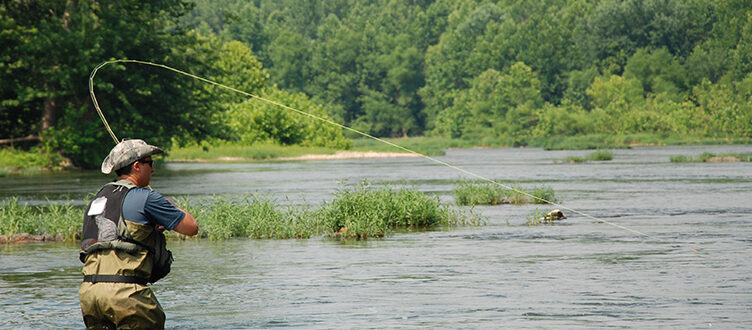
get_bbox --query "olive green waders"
[79,229,165,329]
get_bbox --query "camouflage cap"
[101,139,164,174]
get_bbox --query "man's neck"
[118,175,141,187]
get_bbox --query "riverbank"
[2,134,749,174]
[0,147,71,176]
[168,150,420,162]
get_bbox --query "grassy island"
[0,184,483,243]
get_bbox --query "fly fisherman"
[78,139,198,329]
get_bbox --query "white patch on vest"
[87,196,107,216]
[95,215,118,241]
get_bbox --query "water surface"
[1,145,751,328]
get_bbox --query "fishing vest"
[80,179,173,284]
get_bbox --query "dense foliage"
[2,0,751,169]
[184,0,752,143]
[1,0,211,167]
[0,0,349,168]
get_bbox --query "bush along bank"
[0,147,70,176]
[1,184,484,243]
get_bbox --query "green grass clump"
[559,150,613,163]
[453,181,559,206]
[0,198,81,240]
[669,155,689,162]
[530,134,632,150]
[453,181,505,206]
[529,186,558,204]
[532,133,751,151]
[174,195,319,240]
[2,184,484,242]
[177,194,307,240]
[669,152,752,163]
[588,150,614,161]
[317,183,484,239]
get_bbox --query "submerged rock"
[539,209,567,222]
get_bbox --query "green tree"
[1,0,228,168]
[306,14,362,125]
[434,62,542,140]
[421,2,503,127]
[624,47,688,101]
[578,0,709,73]
[224,87,351,148]
[586,74,645,134]
[266,30,311,91]
[692,75,752,137]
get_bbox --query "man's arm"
[172,208,198,236]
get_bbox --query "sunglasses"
[138,158,153,166]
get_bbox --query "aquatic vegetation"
[0,198,81,241]
[174,195,322,240]
[531,133,751,151]
[453,181,505,206]
[529,186,559,204]
[317,183,483,239]
[558,150,613,163]
[1,186,483,242]
[670,152,752,163]
[453,181,559,206]
[531,134,631,150]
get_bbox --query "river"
[1,145,751,328]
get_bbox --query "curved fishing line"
[89,59,654,239]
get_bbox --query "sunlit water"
[1,145,751,328]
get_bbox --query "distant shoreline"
[275,151,419,160]
[168,151,419,163]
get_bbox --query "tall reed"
[316,183,483,239]
[453,181,559,206]
[2,185,484,242]
[0,198,81,240]
[558,150,613,163]
[670,152,752,163]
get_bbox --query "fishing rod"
[89,59,654,239]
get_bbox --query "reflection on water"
[1,145,751,328]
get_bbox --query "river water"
[1,145,751,328]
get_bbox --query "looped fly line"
[89,59,654,239]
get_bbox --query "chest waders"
[80,180,173,284]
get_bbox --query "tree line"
[184,0,752,142]
[2,0,751,168]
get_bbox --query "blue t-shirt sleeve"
[122,188,185,231]
[143,190,185,231]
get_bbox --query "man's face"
[135,156,154,187]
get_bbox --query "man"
[79,139,198,329]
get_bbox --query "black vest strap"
[83,274,148,286]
